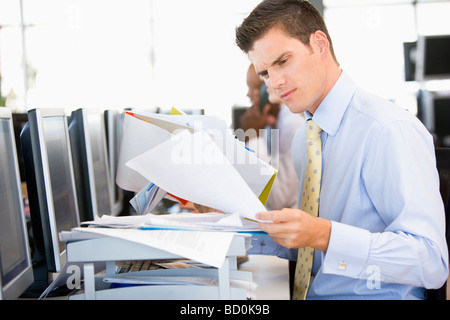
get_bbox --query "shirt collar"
[305,70,355,136]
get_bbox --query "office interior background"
[0,0,450,147]
[0,0,449,301]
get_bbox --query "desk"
[65,233,253,300]
[239,255,290,300]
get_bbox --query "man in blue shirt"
[236,0,448,299]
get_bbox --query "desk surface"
[238,255,290,300]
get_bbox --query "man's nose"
[268,71,286,90]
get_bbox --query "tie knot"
[306,120,322,139]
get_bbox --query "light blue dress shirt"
[250,71,449,299]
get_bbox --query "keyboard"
[116,260,156,274]
[115,259,214,274]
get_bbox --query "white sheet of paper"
[125,130,267,221]
[116,113,171,192]
[143,111,275,197]
[116,112,275,200]
[212,134,275,198]
[69,227,236,268]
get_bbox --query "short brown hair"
[235,0,337,62]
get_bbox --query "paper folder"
[170,107,185,115]
[258,168,277,205]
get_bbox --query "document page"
[68,227,237,268]
[116,113,172,192]
[79,212,263,233]
[125,130,267,221]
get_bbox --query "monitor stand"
[20,253,74,299]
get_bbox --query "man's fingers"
[256,209,293,223]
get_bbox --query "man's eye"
[280,59,287,65]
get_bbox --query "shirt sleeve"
[323,119,448,289]
[247,235,298,261]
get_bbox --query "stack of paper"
[80,212,266,233]
[60,226,245,269]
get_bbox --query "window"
[1,0,449,127]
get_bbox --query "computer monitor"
[68,108,113,222]
[0,108,34,300]
[403,41,417,82]
[104,109,124,216]
[20,108,80,293]
[416,35,450,81]
[231,105,249,143]
[418,90,450,146]
[432,93,450,147]
[11,113,28,182]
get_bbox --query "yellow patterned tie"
[293,119,323,300]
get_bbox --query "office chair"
[427,148,450,300]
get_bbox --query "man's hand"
[256,208,331,252]
[193,203,223,214]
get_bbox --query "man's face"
[249,27,327,115]
[246,65,263,107]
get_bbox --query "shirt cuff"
[322,221,371,278]
[248,235,298,261]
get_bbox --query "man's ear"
[311,30,329,55]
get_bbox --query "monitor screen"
[0,109,33,300]
[12,113,28,182]
[433,96,450,138]
[232,105,249,143]
[104,109,124,216]
[416,35,450,81]
[424,35,450,78]
[403,41,417,82]
[68,109,112,222]
[87,111,113,217]
[21,108,79,280]
[42,116,80,254]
